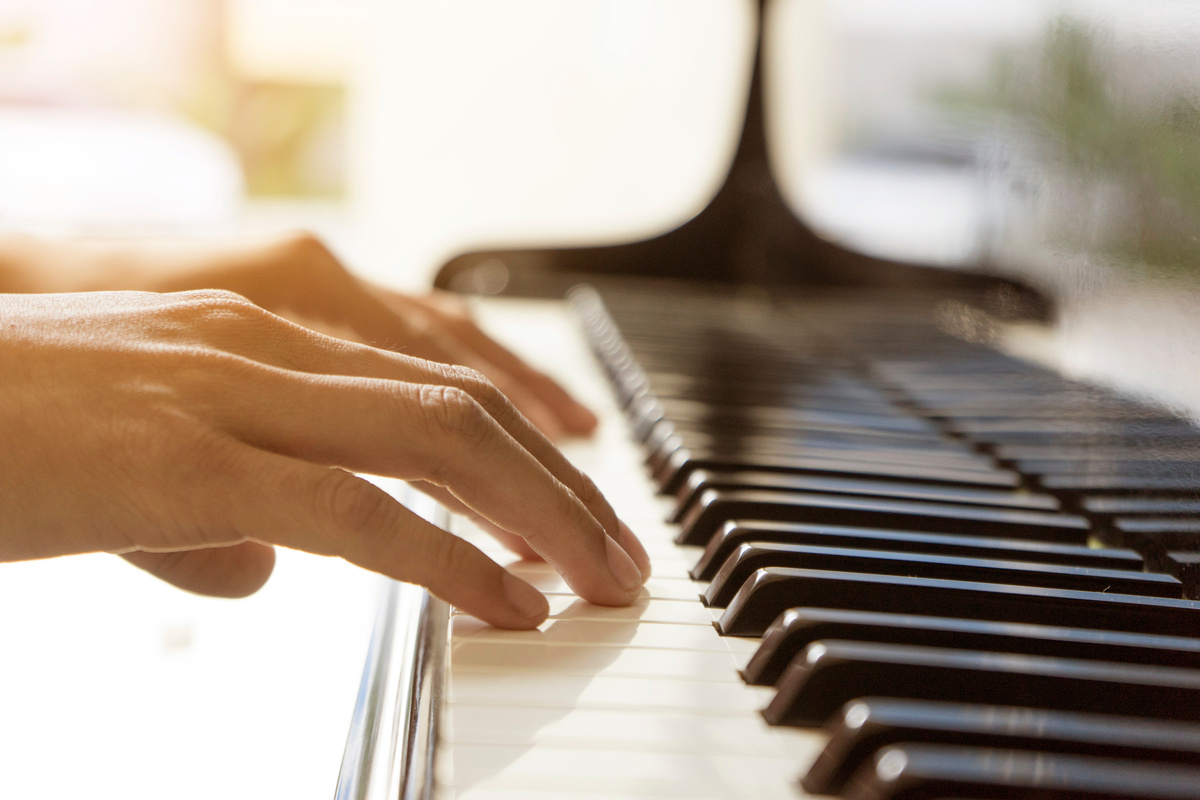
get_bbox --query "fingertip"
[563,404,599,436]
[501,571,550,628]
[618,521,652,580]
[120,542,277,599]
[605,535,646,597]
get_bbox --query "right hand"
[0,289,650,629]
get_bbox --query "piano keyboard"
[407,286,1200,799]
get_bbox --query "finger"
[385,322,568,440]
[204,362,645,605]
[119,542,276,598]
[360,293,571,439]
[409,480,543,561]
[236,456,549,629]
[192,288,570,438]
[384,289,599,435]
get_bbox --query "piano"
[339,2,1200,798]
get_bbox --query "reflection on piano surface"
[342,1,1200,798]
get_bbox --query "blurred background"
[4,0,1200,294]
[0,0,749,290]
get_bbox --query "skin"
[0,232,650,629]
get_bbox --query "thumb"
[120,542,277,598]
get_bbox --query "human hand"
[0,290,649,628]
[0,232,597,440]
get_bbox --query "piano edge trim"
[335,494,450,800]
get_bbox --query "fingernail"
[606,535,645,593]
[502,572,549,621]
[619,521,653,580]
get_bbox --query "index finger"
[388,290,599,435]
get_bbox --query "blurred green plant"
[942,18,1200,274]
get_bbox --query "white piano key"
[446,791,789,800]
[639,578,710,602]
[447,790,759,800]
[510,570,706,601]
[443,704,824,760]
[451,640,740,681]
[543,594,716,625]
[450,616,760,655]
[444,743,804,798]
[450,594,717,625]
[448,670,770,715]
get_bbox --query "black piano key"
[654,450,1019,494]
[645,433,986,481]
[1166,553,1200,599]
[1020,460,1200,478]
[1116,518,1200,552]
[926,398,1151,418]
[701,543,1180,608]
[677,489,1089,547]
[1042,474,1200,493]
[842,744,1200,800]
[997,444,1200,461]
[632,397,935,435]
[764,640,1200,727]
[952,419,1199,438]
[648,439,993,489]
[977,434,1200,450]
[964,429,1200,447]
[644,422,953,457]
[716,568,1200,638]
[672,469,1057,523]
[652,437,999,474]
[805,699,1200,795]
[742,608,1200,686]
[646,419,987,457]
[1084,497,1200,516]
[647,431,976,478]
[636,405,895,443]
[691,521,1140,582]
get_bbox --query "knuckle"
[174,288,257,313]
[161,289,296,351]
[446,364,492,397]
[166,289,272,330]
[445,365,513,420]
[312,469,393,550]
[554,480,599,542]
[417,384,490,442]
[273,232,343,279]
[572,473,605,511]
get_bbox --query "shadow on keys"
[444,560,769,792]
